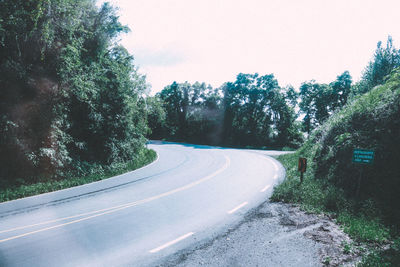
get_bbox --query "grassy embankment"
[271,69,400,266]
[0,149,156,203]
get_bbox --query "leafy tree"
[299,81,331,134]
[222,73,300,147]
[157,81,223,144]
[354,36,400,95]
[272,90,303,147]
[186,83,223,144]
[330,71,352,110]
[0,0,148,186]
[299,71,354,135]
[222,73,274,146]
[283,85,298,108]
[158,81,186,138]
[145,96,166,139]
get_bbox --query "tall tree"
[354,36,400,95]
[145,96,166,139]
[158,81,222,144]
[222,73,300,147]
[330,71,352,110]
[299,81,331,134]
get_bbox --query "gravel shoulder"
[158,201,360,267]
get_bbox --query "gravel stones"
[159,202,360,267]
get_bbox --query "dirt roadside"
[159,202,361,267]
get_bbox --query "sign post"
[352,149,374,197]
[298,157,307,183]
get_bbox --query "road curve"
[0,142,285,266]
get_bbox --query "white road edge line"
[257,154,280,172]
[270,160,279,172]
[0,156,230,243]
[149,232,194,253]
[10,150,161,200]
[260,185,271,192]
[227,201,248,214]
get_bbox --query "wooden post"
[298,157,307,183]
[356,168,363,198]
[352,149,374,198]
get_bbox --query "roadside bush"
[313,68,400,225]
[0,148,156,203]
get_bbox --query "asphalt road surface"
[0,141,286,266]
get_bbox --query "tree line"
[146,36,400,148]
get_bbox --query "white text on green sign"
[353,149,374,164]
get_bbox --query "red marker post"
[298,157,307,183]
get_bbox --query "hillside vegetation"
[0,1,153,194]
[272,68,400,265]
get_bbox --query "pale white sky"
[102,0,400,94]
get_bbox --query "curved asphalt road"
[0,141,285,266]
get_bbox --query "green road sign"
[352,149,374,164]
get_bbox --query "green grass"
[337,212,390,243]
[271,148,347,214]
[359,238,400,266]
[0,148,156,203]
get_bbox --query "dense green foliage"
[314,68,400,223]
[150,74,303,148]
[156,81,224,145]
[298,36,399,135]
[145,96,166,140]
[354,36,400,96]
[221,74,302,147]
[299,71,352,133]
[0,149,156,203]
[0,0,149,188]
